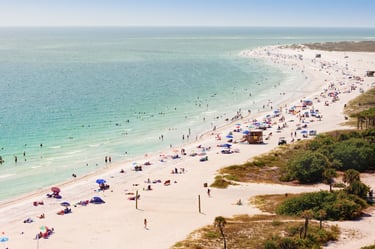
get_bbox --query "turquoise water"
[1,27,374,201]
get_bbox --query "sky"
[0,0,374,27]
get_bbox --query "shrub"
[276,191,367,220]
[286,151,329,183]
[346,180,370,198]
[330,138,375,171]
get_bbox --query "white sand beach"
[1,45,374,249]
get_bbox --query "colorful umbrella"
[40,225,48,232]
[51,187,60,193]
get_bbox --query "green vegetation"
[210,175,234,188]
[218,145,297,184]
[303,41,375,52]
[345,87,375,117]
[276,191,367,220]
[217,87,375,186]
[345,87,375,128]
[361,245,375,249]
[285,151,329,183]
[171,215,339,249]
[219,128,375,185]
[193,88,375,249]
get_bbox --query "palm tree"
[317,209,326,229]
[301,210,314,239]
[323,168,337,192]
[343,169,360,185]
[214,216,227,249]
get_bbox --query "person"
[144,218,147,229]
[207,188,211,197]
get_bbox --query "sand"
[1,44,374,249]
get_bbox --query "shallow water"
[0,27,374,201]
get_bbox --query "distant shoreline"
[302,40,375,52]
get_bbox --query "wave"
[0,173,16,179]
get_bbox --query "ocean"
[0,27,374,201]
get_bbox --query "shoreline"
[0,50,309,205]
[1,44,374,249]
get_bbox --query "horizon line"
[0,25,375,29]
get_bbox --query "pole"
[136,190,138,209]
[198,194,201,213]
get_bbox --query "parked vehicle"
[278,137,287,145]
[309,130,317,136]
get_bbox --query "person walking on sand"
[144,218,148,229]
[207,188,211,197]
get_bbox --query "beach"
[1,44,374,249]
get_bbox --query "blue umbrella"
[226,135,233,139]
[223,143,232,148]
[301,130,308,134]
[0,237,8,242]
[242,130,250,135]
[60,201,70,207]
[90,196,105,204]
[96,179,106,184]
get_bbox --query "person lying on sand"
[23,217,33,223]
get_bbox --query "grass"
[210,175,235,188]
[344,87,375,126]
[303,41,375,52]
[215,141,310,186]
[170,214,339,249]
[361,245,375,249]
[209,87,375,188]
[251,194,299,214]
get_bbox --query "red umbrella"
[51,187,60,193]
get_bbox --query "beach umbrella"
[60,201,70,207]
[40,225,48,232]
[226,135,233,139]
[301,130,308,134]
[0,237,8,242]
[90,196,105,204]
[96,179,106,184]
[223,143,232,148]
[242,130,250,135]
[51,187,60,193]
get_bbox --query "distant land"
[303,41,375,52]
